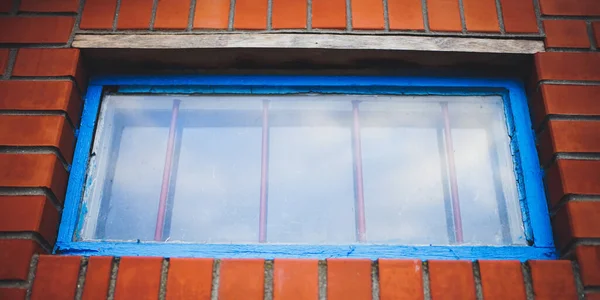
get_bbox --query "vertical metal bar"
[352,101,367,242]
[487,125,512,244]
[258,101,269,243]
[441,102,464,243]
[436,126,456,244]
[154,99,181,241]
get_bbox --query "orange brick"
[0,115,75,163]
[388,0,424,31]
[0,49,8,76]
[576,246,600,287]
[0,288,26,299]
[154,0,190,30]
[0,196,59,245]
[499,0,538,33]
[166,258,213,300]
[117,0,153,30]
[31,255,80,300]
[82,256,112,300]
[379,259,424,300]
[545,160,600,208]
[0,80,82,126]
[19,0,78,12]
[0,17,74,44]
[479,261,526,300]
[0,154,68,202]
[219,259,264,300]
[463,0,499,32]
[553,201,600,250]
[272,0,306,29]
[538,120,600,165]
[426,0,462,32]
[193,0,230,29]
[352,0,385,30]
[531,85,600,128]
[529,260,577,300]
[327,259,371,300]
[114,257,162,300]
[544,20,590,48]
[273,259,318,300]
[80,0,117,29]
[535,52,600,82]
[233,0,268,30]
[429,261,476,300]
[13,48,86,90]
[539,0,600,16]
[312,0,346,29]
[0,239,43,280]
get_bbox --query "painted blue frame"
[55,75,556,261]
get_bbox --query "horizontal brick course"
[31,255,80,300]
[13,48,86,90]
[219,259,264,300]
[387,0,424,31]
[19,0,79,12]
[233,0,268,30]
[537,120,600,165]
[429,260,476,300]
[575,245,600,287]
[462,0,499,32]
[0,17,74,44]
[0,196,59,245]
[479,260,527,300]
[0,288,26,299]
[117,0,153,30]
[539,0,600,16]
[0,239,43,280]
[166,258,213,300]
[273,259,319,300]
[535,52,600,81]
[80,0,117,29]
[379,259,424,300]
[499,0,538,33]
[529,260,578,300]
[545,160,600,208]
[193,0,230,29]
[427,0,462,32]
[154,0,191,30]
[532,85,600,128]
[553,201,600,250]
[115,257,162,300]
[312,0,346,29]
[0,154,68,202]
[82,256,113,300]
[352,0,385,30]
[272,0,306,29]
[543,20,590,48]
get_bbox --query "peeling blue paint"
[55,76,555,259]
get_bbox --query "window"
[57,76,555,260]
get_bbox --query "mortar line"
[24,254,39,300]
[522,262,535,300]
[106,258,120,300]
[187,0,197,31]
[422,261,431,300]
[421,0,430,32]
[67,0,86,46]
[0,187,62,212]
[382,0,389,32]
[572,261,586,300]
[149,0,159,30]
[532,0,544,35]
[587,21,598,51]
[112,0,122,32]
[0,110,75,130]
[346,0,352,31]
[0,232,53,254]
[306,0,312,30]
[10,0,20,15]
[228,0,236,31]
[2,48,17,79]
[457,0,467,33]
[158,258,169,300]
[267,0,273,30]
[318,260,327,300]
[210,259,221,300]
[371,260,380,300]
[473,261,484,300]
[0,146,71,172]
[494,0,505,34]
[264,260,274,300]
[74,257,88,300]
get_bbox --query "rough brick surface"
[0,154,68,202]
[594,22,600,48]
[553,201,600,250]
[312,0,346,29]
[117,0,153,30]
[479,261,526,300]
[13,48,86,89]
[429,260,476,300]
[0,49,8,76]
[545,160,600,208]
[576,246,600,287]
[166,258,213,300]
[31,255,80,300]
[154,0,190,30]
[427,0,462,32]
[273,259,319,300]
[539,0,600,16]
[233,0,268,30]
[0,288,27,300]
[388,0,424,30]
[0,17,75,43]
[219,259,264,300]
[462,0,499,32]
[529,260,578,300]
[80,0,117,29]
[114,257,162,300]
[535,52,600,81]
[0,196,59,245]
[352,0,385,30]
[543,20,590,48]
[327,259,372,300]
[498,0,538,33]
[532,85,600,128]
[379,259,424,300]
[537,120,600,165]
[82,256,113,300]
[0,239,43,280]
[19,0,78,12]
[193,0,230,29]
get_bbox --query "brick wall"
[0,0,599,299]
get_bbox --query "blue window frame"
[55,75,555,260]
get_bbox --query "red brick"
[0,116,75,163]
[546,160,600,208]
[0,240,43,280]
[19,0,78,12]
[532,85,600,128]
[479,260,526,300]
[13,48,86,90]
[0,49,8,76]
[312,0,346,29]
[273,259,318,300]
[0,154,68,202]
[535,52,600,81]
[426,0,462,32]
[80,0,117,29]
[543,20,590,48]
[193,0,230,29]
[82,256,113,300]
[154,0,190,30]
[0,1,11,12]
[463,0,499,32]
[553,201,600,250]
[272,0,306,29]
[0,288,26,300]
[327,259,371,300]
[539,121,600,165]
[576,246,600,287]
[233,0,267,30]
[0,80,82,125]
[166,258,213,300]
[529,260,577,300]
[499,0,538,33]
[539,0,600,16]
[352,0,385,30]
[0,17,74,44]
[587,294,600,300]
[0,196,59,245]
[428,260,476,300]
[219,259,264,300]
[31,255,80,300]
[594,23,600,48]
[388,0,424,30]
[379,259,423,300]
[115,257,162,300]
[117,0,153,30]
